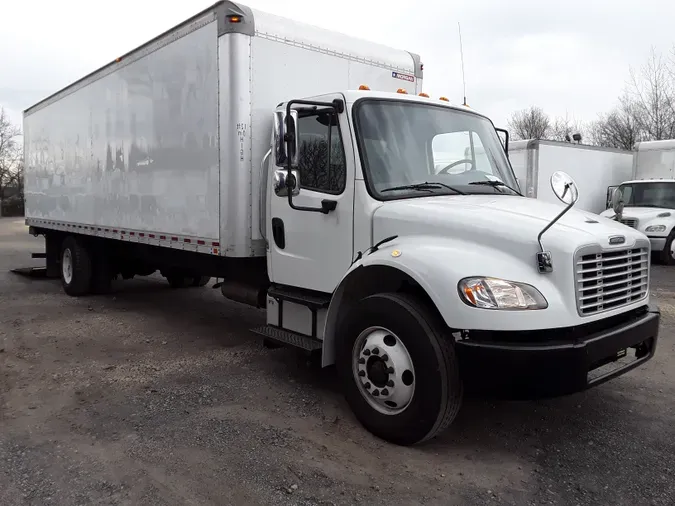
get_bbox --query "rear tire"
[336,292,462,446]
[61,236,92,296]
[192,276,211,287]
[166,274,191,289]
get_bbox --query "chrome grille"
[620,218,638,229]
[575,247,649,316]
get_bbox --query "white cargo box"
[24,1,423,257]
[509,140,633,214]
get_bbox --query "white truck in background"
[509,140,633,214]
[601,139,675,264]
[23,1,660,445]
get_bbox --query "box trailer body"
[509,140,633,214]
[23,2,660,446]
[24,2,422,259]
[600,140,675,262]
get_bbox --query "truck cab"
[262,89,660,444]
[601,179,675,263]
[601,139,675,264]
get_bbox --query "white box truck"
[23,1,660,445]
[600,139,675,263]
[509,140,633,214]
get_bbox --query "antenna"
[458,22,467,106]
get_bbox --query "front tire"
[61,236,92,296]
[336,292,462,445]
[660,231,675,265]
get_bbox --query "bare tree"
[508,106,550,140]
[0,107,22,198]
[548,112,586,143]
[626,47,675,140]
[588,96,643,150]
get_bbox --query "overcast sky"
[1,0,674,132]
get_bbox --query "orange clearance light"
[359,84,370,90]
[397,88,408,94]
[227,15,242,23]
[115,57,122,63]
[439,96,450,102]
[419,92,430,98]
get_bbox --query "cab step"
[251,325,323,351]
[268,285,331,309]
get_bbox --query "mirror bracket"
[535,171,579,273]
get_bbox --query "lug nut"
[358,370,365,377]
[387,380,394,387]
[358,357,365,364]
[363,349,371,356]
[372,389,380,396]
[364,382,371,389]
[382,354,389,362]
[381,388,389,396]
[387,367,394,374]
[372,347,380,355]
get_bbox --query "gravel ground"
[1,216,674,506]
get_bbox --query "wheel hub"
[352,327,415,415]
[62,248,73,284]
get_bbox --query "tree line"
[0,107,24,214]
[508,47,675,150]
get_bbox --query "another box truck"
[509,140,633,214]
[601,139,675,264]
[23,1,660,445]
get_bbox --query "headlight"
[458,277,548,310]
[645,225,667,233]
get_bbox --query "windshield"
[619,182,675,209]
[354,100,519,199]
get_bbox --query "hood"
[373,195,647,258]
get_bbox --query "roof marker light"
[359,84,370,90]
[439,96,450,102]
[419,92,430,98]
[397,88,408,94]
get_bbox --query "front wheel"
[660,231,675,265]
[336,292,462,445]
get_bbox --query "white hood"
[374,195,648,263]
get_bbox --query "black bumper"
[456,305,660,398]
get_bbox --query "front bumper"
[647,236,667,252]
[456,305,660,398]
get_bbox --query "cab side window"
[296,112,346,194]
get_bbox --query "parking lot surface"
[1,217,674,506]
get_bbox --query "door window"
[296,112,346,194]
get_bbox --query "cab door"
[267,94,355,294]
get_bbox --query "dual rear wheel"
[59,235,211,295]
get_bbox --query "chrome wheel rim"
[352,326,415,415]
[62,248,73,284]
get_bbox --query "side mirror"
[495,127,509,155]
[550,171,579,206]
[273,109,299,167]
[274,168,300,197]
[611,187,624,216]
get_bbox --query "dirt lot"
[1,216,674,506]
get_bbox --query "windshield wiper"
[469,180,522,196]
[382,182,466,195]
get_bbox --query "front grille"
[575,247,649,316]
[620,218,638,229]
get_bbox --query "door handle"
[321,199,337,214]
[272,218,285,249]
